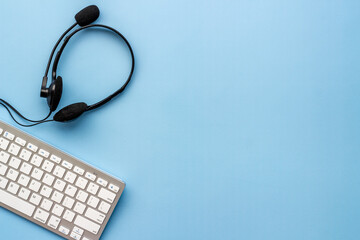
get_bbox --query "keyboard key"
[30,154,43,167]
[53,165,66,178]
[4,131,14,141]
[75,177,88,189]
[50,154,61,164]
[15,137,26,146]
[52,204,64,217]
[54,179,66,192]
[8,143,20,156]
[40,198,53,211]
[65,185,77,197]
[42,173,55,186]
[0,151,10,163]
[9,157,21,169]
[0,188,35,216]
[18,174,30,187]
[0,138,10,150]
[73,202,86,214]
[64,171,77,184]
[85,172,96,181]
[0,163,8,175]
[7,169,19,181]
[51,191,64,203]
[48,215,61,229]
[85,207,106,224]
[7,182,19,194]
[26,143,38,152]
[19,149,32,161]
[87,182,99,195]
[20,162,32,175]
[87,195,100,208]
[40,185,53,198]
[18,187,31,200]
[0,176,8,189]
[63,209,75,222]
[73,166,84,175]
[97,177,108,187]
[59,225,70,235]
[34,208,49,224]
[98,188,116,203]
[72,226,84,236]
[63,196,75,209]
[75,190,88,203]
[42,160,54,173]
[70,232,81,240]
[99,201,111,214]
[29,180,41,192]
[74,215,100,235]
[38,149,49,158]
[109,183,120,193]
[62,160,73,170]
[31,168,44,180]
[29,193,42,205]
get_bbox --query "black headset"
[0,5,135,127]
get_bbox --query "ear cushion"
[47,76,63,112]
[53,102,88,122]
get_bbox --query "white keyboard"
[0,120,125,240]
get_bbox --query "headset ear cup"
[53,102,88,122]
[47,76,63,112]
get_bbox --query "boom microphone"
[75,5,100,26]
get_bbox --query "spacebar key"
[0,189,35,217]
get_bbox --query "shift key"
[74,215,100,235]
[85,207,106,224]
[0,189,35,217]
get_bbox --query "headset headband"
[51,24,135,112]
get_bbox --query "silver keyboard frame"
[0,120,125,240]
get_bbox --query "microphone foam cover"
[53,102,88,122]
[75,5,100,26]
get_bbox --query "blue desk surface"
[0,1,359,239]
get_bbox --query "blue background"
[0,0,359,239]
